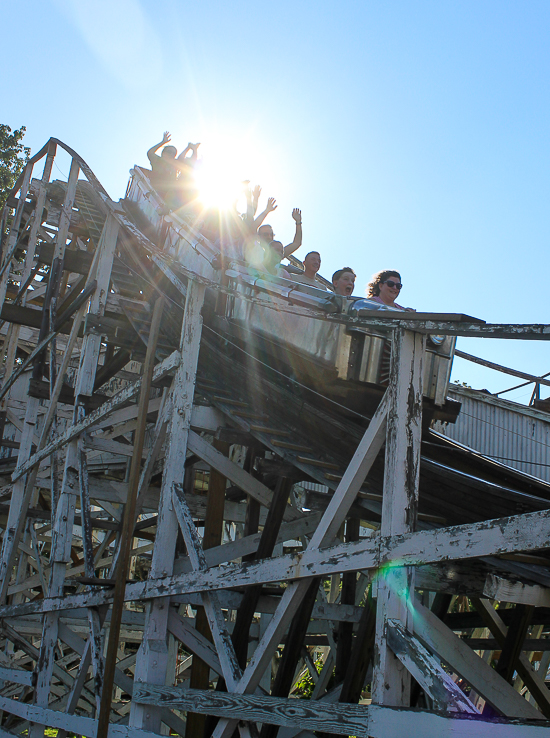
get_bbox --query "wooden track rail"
[0,139,548,738]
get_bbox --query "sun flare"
[195,157,244,209]
[189,134,278,212]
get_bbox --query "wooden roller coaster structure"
[0,138,549,737]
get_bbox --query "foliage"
[453,379,472,388]
[0,124,30,212]
[293,654,327,698]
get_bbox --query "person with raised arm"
[146,132,200,209]
[292,251,327,290]
[254,195,278,230]
[256,207,302,258]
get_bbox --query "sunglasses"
[384,280,402,290]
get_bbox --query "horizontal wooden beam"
[484,575,550,608]
[2,506,549,619]
[336,315,550,340]
[0,664,34,686]
[132,686,550,736]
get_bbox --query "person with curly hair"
[366,270,415,311]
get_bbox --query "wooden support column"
[0,238,102,608]
[0,151,57,568]
[97,296,165,738]
[130,279,206,735]
[0,142,56,415]
[372,327,424,707]
[334,517,360,685]
[339,586,377,705]
[186,438,229,738]
[0,158,34,311]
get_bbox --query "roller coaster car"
[125,166,461,426]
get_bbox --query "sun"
[188,132,279,213]
[194,143,249,210]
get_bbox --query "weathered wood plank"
[484,575,550,608]
[413,599,541,719]
[131,280,206,735]
[373,328,424,706]
[386,618,477,713]
[3,506,550,619]
[0,664,34,686]
[132,686,550,736]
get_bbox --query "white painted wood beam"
[131,280,205,734]
[374,328,424,706]
[3,505,550,619]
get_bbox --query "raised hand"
[162,131,171,144]
[267,197,278,213]
[253,185,262,200]
[292,207,302,223]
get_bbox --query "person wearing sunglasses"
[366,270,415,311]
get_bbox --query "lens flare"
[195,160,244,209]
[193,139,252,210]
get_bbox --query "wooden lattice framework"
[0,139,549,737]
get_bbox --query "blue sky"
[2,1,549,402]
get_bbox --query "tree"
[0,124,30,212]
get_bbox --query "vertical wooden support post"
[131,279,206,734]
[334,517,360,685]
[186,439,229,738]
[372,327,424,707]
[339,586,377,705]
[46,157,81,512]
[0,394,40,603]
[96,296,165,738]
